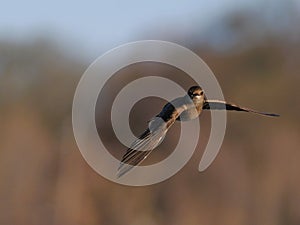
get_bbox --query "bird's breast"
[177,108,201,121]
[177,101,202,121]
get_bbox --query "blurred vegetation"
[0,7,300,225]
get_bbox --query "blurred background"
[1,0,300,225]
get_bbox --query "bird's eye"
[200,91,204,95]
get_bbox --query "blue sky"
[0,0,284,59]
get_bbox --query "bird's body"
[117,86,279,177]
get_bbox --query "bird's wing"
[117,101,186,178]
[203,100,279,117]
[117,117,169,178]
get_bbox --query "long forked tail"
[203,100,280,117]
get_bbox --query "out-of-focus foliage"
[0,8,300,225]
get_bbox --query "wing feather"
[117,118,168,178]
[203,100,279,117]
[117,97,189,178]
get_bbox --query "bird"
[117,86,279,177]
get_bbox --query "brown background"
[0,5,300,225]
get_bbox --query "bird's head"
[187,86,205,102]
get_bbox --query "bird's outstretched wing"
[117,100,186,178]
[117,117,169,178]
[203,100,279,117]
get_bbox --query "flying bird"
[117,86,279,177]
